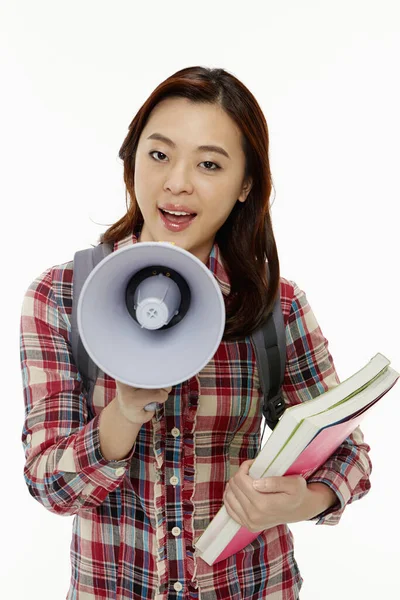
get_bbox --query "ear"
[237,177,253,203]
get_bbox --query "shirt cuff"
[306,472,351,525]
[74,413,137,488]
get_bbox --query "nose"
[163,161,194,195]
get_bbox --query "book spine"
[193,506,231,552]
[204,527,262,565]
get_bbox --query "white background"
[1,1,399,598]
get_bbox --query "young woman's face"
[134,97,252,263]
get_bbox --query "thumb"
[252,475,302,493]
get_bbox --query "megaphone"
[77,242,225,410]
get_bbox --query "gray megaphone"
[77,242,225,410]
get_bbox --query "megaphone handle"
[143,387,171,411]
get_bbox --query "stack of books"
[194,353,399,565]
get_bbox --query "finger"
[252,475,303,493]
[151,388,170,403]
[229,460,257,497]
[224,487,246,527]
[238,459,256,475]
[116,380,138,393]
[144,388,171,412]
[226,478,255,514]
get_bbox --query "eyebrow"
[146,133,231,159]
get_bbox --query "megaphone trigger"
[143,402,158,412]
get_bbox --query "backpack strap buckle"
[263,392,286,430]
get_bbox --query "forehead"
[141,97,243,151]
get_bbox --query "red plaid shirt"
[20,233,372,600]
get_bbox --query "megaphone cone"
[77,242,225,395]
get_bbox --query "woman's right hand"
[115,381,172,425]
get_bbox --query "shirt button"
[115,467,125,476]
[171,427,180,437]
[173,582,183,592]
[26,434,32,443]
[171,526,181,536]
[170,475,179,486]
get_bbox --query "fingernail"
[253,480,263,490]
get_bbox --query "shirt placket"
[153,377,200,600]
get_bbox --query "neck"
[137,228,214,266]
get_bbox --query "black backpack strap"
[251,285,286,432]
[70,243,113,393]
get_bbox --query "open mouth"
[158,208,197,232]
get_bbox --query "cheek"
[134,163,160,209]
[203,178,241,213]
[206,196,238,228]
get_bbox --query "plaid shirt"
[20,232,372,600]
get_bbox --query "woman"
[20,66,372,600]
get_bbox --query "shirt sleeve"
[281,281,372,526]
[20,267,136,517]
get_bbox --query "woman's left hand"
[223,459,311,533]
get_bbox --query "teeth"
[162,209,191,216]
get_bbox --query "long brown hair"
[100,66,280,341]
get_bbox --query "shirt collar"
[113,231,231,297]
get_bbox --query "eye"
[200,161,221,171]
[149,151,221,171]
[149,151,168,162]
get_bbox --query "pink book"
[195,356,399,566]
[214,411,367,563]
